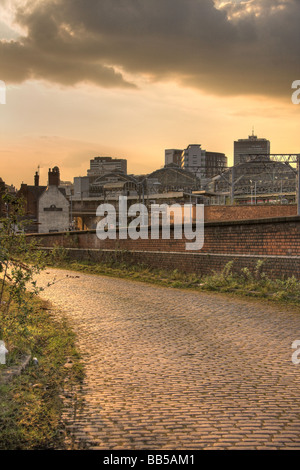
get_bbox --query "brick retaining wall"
[27,215,300,280]
[40,247,300,281]
[204,204,297,221]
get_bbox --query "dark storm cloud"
[0,0,299,97]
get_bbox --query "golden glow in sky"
[0,0,299,187]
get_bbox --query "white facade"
[38,186,69,233]
[181,144,206,179]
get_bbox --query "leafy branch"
[0,191,47,342]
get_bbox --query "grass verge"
[47,248,300,307]
[0,292,83,450]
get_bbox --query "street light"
[249,179,256,205]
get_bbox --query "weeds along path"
[36,267,300,450]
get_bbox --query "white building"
[181,144,206,179]
[181,144,227,180]
[38,167,70,233]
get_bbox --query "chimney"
[48,166,60,187]
[34,171,39,187]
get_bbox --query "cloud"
[0,0,299,98]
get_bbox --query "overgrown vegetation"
[47,248,300,306]
[0,192,83,449]
[0,295,83,450]
[0,192,47,352]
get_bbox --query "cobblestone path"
[36,268,300,450]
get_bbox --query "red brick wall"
[30,216,300,256]
[204,204,297,221]
[28,215,300,279]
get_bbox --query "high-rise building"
[181,144,206,178]
[181,144,227,179]
[234,132,270,165]
[87,157,127,177]
[165,149,183,167]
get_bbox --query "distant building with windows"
[234,132,270,165]
[181,144,227,180]
[165,149,183,167]
[181,145,206,179]
[87,156,127,180]
[205,152,228,178]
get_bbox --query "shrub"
[0,192,47,348]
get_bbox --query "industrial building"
[206,156,297,205]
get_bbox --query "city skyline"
[0,0,300,187]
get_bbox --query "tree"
[0,191,46,343]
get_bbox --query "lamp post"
[66,187,73,230]
[137,179,148,226]
[70,192,73,230]
[250,180,256,205]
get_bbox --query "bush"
[0,192,47,351]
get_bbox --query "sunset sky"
[0,0,299,187]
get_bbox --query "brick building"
[17,172,47,232]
